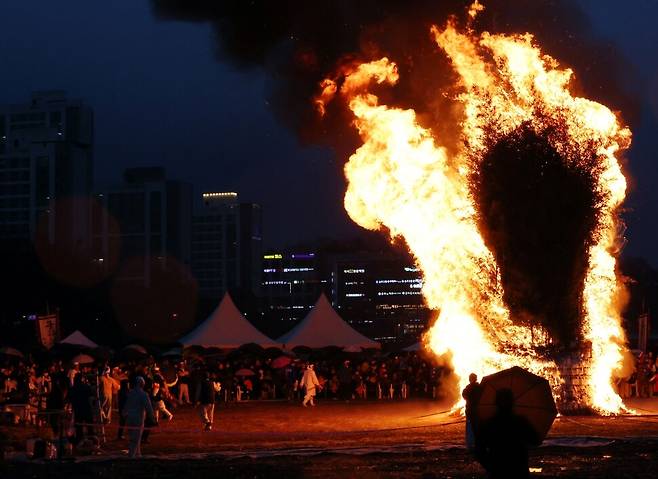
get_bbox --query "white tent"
[180,293,277,349]
[278,294,381,349]
[59,330,99,349]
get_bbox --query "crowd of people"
[616,351,658,399]
[0,350,446,457]
[3,347,657,459]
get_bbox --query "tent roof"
[278,294,381,349]
[179,293,277,349]
[59,330,99,349]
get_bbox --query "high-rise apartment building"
[92,167,192,286]
[0,91,93,245]
[191,192,262,299]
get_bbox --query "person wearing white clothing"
[300,364,321,407]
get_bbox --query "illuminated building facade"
[261,251,328,323]
[331,253,430,342]
[191,192,262,299]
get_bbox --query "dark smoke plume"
[151,0,638,150]
[151,0,636,348]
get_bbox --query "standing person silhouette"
[475,388,538,479]
[123,376,156,458]
[462,373,483,450]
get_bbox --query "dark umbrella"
[237,343,265,356]
[120,344,149,361]
[183,345,205,359]
[476,366,557,444]
[291,345,312,358]
[235,368,255,377]
[0,347,24,358]
[92,346,114,361]
[263,347,283,359]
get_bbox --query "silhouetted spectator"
[338,360,353,401]
[196,371,218,431]
[68,373,94,444]
[46,377,68,438]
[123,376,155,458]
[475,388,538,479]
[462,373,482,450]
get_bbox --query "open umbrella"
[263,346,283,359]
[162,347,182,358]
[238,343,265,356]
[92,346,114,361]
[272,356,292,369]
[71,353,95,365]
[0,347,24,358]
[120,344,149,360]
[235,368,255,377]
[476,366,557,444]
[124,344,148,355]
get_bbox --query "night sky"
[1,0,656,263]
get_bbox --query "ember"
[317,2,632,414]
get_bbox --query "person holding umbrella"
[474,366,557,479]
[476,388,538,478]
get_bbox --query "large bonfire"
[316,2,631,414]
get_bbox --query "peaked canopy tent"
[59,330,99,349]
[179,293,278,349]
[278,294,381,350]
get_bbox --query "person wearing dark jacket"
[338,360,353,401]
[195,372,218,431]
[462,373,483,451]
[46,378,68,438]
[68,373,94,444]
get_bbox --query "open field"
[2,397,658,478]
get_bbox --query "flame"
[318,13,631,414]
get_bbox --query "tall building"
[191,192,262,300]
[261,251,328,324]
[92,167,192,286]
[331,252,430,342]
[0,91,93,245]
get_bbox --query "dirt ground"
[2,397,658,478]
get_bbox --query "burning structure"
[152,0,635,414]
[316,3,631,414]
